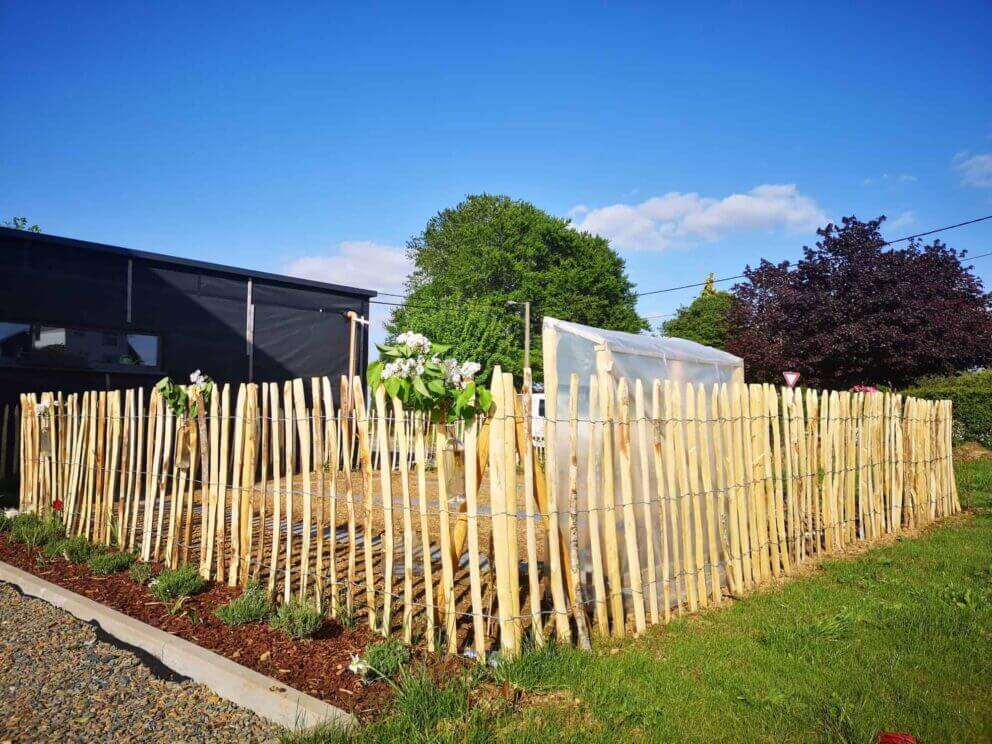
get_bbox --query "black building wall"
[0,228,374,412]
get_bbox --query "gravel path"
[0,582,284,743]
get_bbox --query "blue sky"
[3,1,991,345]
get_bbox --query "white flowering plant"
[367,332,492,421]
[155,369,214,420]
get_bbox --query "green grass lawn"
[292,460,992,744]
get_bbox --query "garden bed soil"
[0,534,463,721]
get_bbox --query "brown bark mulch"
[0,533,464,721]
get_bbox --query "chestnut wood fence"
[17,372,957,656]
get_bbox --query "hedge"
[904,369,992,448]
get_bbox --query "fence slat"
[340,377,357,617]
[569,374,591,648]
[652,381,673,619]
[635,380,659,625]
[587,376,609,632]
[697,385,722,603]
[600,373,625,635]
[523,369,545,646]
[351,377,376,630]
[617,378,646,633]
[373,386,393,633]
[412,411,435,651]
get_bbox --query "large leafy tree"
[660,274,735,349]
[727,216,992,388]
[387,194,646,380]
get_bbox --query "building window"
[0,322,31,359]
[0,322,160,370]
[125,333,159,366]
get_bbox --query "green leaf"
[413,376,431,399]
[384,376,401,398]
[376,343,402,359]
[477,387,493,413]
[427,378,446,395]
[431,343,452,356]
[367,360,384,390]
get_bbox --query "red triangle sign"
[783,371,800,388]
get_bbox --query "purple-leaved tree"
[727,216,992,388]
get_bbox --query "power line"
[366,215,992,315]
[635,214,992,298]
[884,214,992,245]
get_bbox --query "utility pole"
[508,300,532,370]
[346,310,359,386]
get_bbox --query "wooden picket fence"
[17,372,957,656]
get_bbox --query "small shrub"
[149,563,207,601]
[332,592,357,629]
[361,638,411,681]
[269,597,324,639]
[62,535,97,564]
[129,562,154,585]
[42,538,68,559]
[215,582,272,625]
[10,513,64,548]
[88,551,135,574]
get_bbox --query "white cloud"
[284,240,411,345]
[863,173,916,186]
[285,240,410,294]
[952,151,992,188]
[887,210,915,230]
[569,184,826,250]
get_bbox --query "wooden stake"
[523,368,545,646]
[634,380,660,625]
[568,374,592,648]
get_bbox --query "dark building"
[0,227,376,409]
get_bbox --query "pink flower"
[850,384,878,393]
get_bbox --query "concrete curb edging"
[0,560,356,732]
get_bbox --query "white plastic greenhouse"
[541,317,744,610]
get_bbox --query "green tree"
[660,274,735,349]
[387,194,646,381]
[2,216,41,232]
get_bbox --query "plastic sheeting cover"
[542,317,744,610]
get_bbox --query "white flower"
[441,358,466,388]
[460,361,481,380]
[348,654,371,679]
[3,508,19,518]
[35,400,50,416]
[189,369,207,386]
[395,331,431,355]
